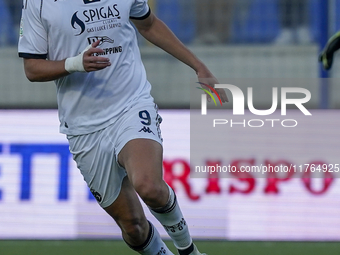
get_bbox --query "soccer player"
[275,0,311,44]
[319,31,340,70]
[195,0,235,44]
[18,1,227,255]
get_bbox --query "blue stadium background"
[0,0,339,109]
[0,0,334,45]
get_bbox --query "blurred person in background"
[3,0,22,42]
[275,0,312,44]
[0,0,21,45]
[3,0,22,25]
[195,0,235,45]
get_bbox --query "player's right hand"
[83,40,111,72]
[319,31,340,70]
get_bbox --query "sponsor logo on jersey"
[94,46,123,56]
[71,4,121,36]
[87,36,114,45]
[83,0,101,4]
[71,12,86,36]
[139,126,155,135]
[87,36,123,56]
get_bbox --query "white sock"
[126,221,174,255]
[149,184,192,250]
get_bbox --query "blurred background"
[1,1,340,254]
[1,0,340,109]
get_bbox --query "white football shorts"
[67,102,163,208]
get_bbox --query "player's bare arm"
[23,40,111,82]
[132,12,228,103]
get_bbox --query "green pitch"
[0,240,339,255]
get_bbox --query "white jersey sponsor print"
[19,0,153,135]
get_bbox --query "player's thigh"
[115,103,167,206]
[118,138,164,187]
[116,103,164,188]
[118,139,169,208]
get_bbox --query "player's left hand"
[196,66,228,103]
[83,40,112,72]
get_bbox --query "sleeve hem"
[130,7,151,20]
[18,53,47,59]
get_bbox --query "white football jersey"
[18,0,154,135]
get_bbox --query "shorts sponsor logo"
[90,188,102,202]
[157,247,166,255]
[138,126,155,135]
